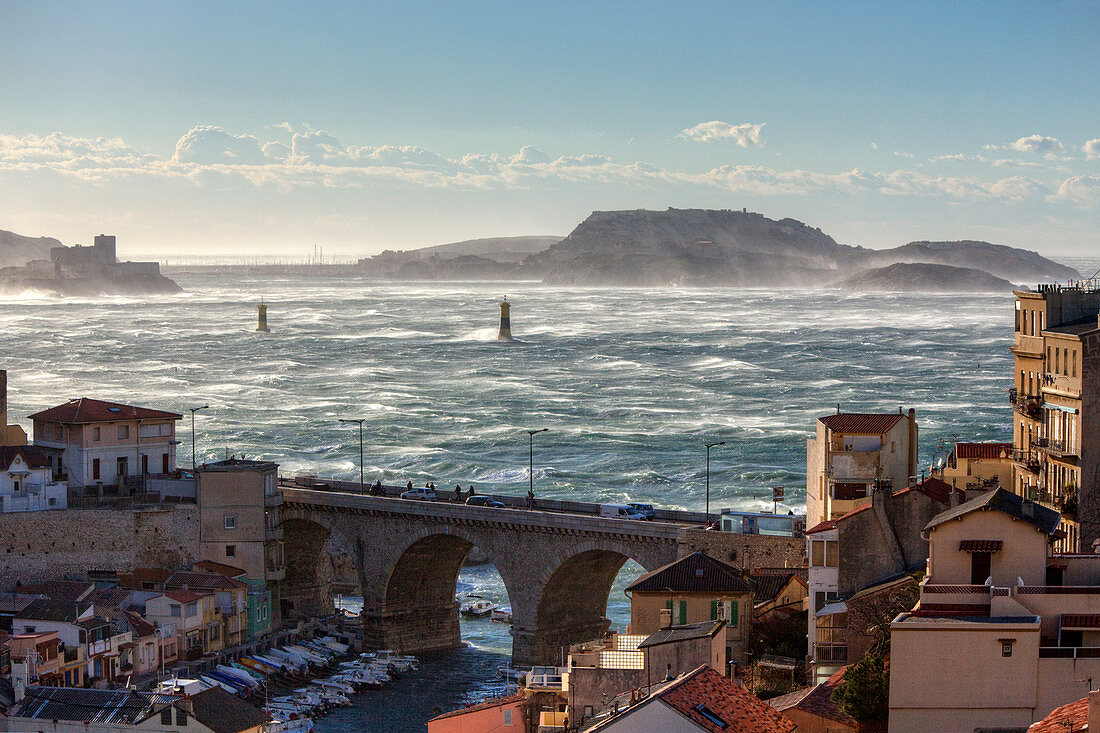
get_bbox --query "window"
[502,709,513,726]
[678,600,687,625]
[710,600,719,620]
[25,625,35,633]
[186,602,198,617]
[811,540,839,567]
[118,425,129,440]
[970,552,992,585]
[162,453,169,474]
[176,709,187,726]
[170,604,181,617]
[1001,639,1015,657]
[224,515,237,530]
[225,544,236,558]
[92,458,101,481]
[728,600,739,627]
[93,427,101,441]
[694,704,729,729]
[161,709,172,725]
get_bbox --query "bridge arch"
[279,509,359,619]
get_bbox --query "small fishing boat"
[460,598,498,618]
[490,606,512,623]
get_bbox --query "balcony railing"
[1012,449,1041,473]
[1014,395,1043,420]
[1038,647,1100,658]
[1038,439,1078,459]
[813,643,848,663]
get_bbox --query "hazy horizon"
[2,2,1097,257]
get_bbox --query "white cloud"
[1055,175,1100,207]
[1084,139,1100,160]
[1009,134,1064,154]
[172,125,267,165]
[678,121,765,146]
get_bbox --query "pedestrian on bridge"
[526,489,534,510]
[454,484,462,503]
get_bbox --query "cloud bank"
[679,121,766,146]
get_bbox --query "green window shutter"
[729,601,738,627]
[710,600,718,620]
[678,600,687,625]
[665,599,673,610]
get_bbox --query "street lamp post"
[339,418,366,493]
[704,440,726,526]
[526,428,548,499]
[189,405,210,472]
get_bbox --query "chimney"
[1089,690,1099,733]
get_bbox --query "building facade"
[0,370,29,446]
[0,446,66,512]
[1011,284,1100,552]
[806,409,919,528]
[29,398,181,492]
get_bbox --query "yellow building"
[940,441,1014,492]
[0,370,28,446]
[888,488,1100,733]
[626,552,754,670]
[806,409,919,527]
[1010,285,1100,552]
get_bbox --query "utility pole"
[339,418,366,493]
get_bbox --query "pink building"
[426,693,527,733]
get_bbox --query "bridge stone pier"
[278,488,683,666]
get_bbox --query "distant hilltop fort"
[0,233,181,296]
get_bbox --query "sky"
[1,1,1098,258]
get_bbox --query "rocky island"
[0,231,181,296]
[354,208,1078,291]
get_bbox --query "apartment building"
[0,446,66,512]
[940,441,1014,491]
[1011,284,1100,553]
[806,408,919,528]
[196,459,284,626]
[29,398,181,492]
[888,488,1100,733]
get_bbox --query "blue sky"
[1,1,1097,257]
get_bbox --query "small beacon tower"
[497,298,514,341]
[257,299,270,332]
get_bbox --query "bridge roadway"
[276,483,701,665]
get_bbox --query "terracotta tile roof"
[627,552,753,594]
[638,621,725,648]
[751,567,808,581]
[1026,696,1088,733]
[769,666,855,727]
[0,446,51,470]
[955,442,1013,460]
[17,599,92,623]
[749,574,798,604]
[121,609,157,638]
[28,398,181,424]
[189,685,271,733]
[162,590,206,604]
[657,666,797,733]
[893,476,962,505]
[427,693,525,722]
[926,488,1061,535]
[117,568,172,590]
[819,413,904,434]
[193,561,248,578]
[17,580,95,602]
[804,519,837,535]
[165,571,247,591]
[88,587,132,612]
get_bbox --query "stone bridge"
[278,488,685,665]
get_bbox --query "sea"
[2,258,1096,731]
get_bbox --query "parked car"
[465,496,506,508]
[627,503,656,520]
[400,487,438,501]
[599,503,647,520]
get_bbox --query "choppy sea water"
[3,262,1097,731]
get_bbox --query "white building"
[0,446,66,512]
[29,398,181,492]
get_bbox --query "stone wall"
[0,506,199,586]
[679,529,805,571]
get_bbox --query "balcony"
[1013,395,1043,420]
[813,643,848,664]
[1012,449,1041,474]
[1037,439,1078,461]
[1038,647,1100,658]
[265,491,283,507]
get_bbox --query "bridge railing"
[279,476,712,526]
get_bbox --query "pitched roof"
[16,599,91,623]
[17,580,95,603]
[117,567,173,589]
[768,666,855,727]
[165,571,247,591]
[9,687,178,724]
[427,693,526,722]
[0,445,51,470]
[925,487,1061,535]
[88,587,132,611]
[121,609,157,638]
[1026,696,1088,733]
[193,560,248,578]
[658,666,797,733]
[749,572,805,605]
[162,590,206,604]
[638,621,725,648]
[28,398,181,424]
[627,553,753,594]
[807,477,963,536]
[189,685,270,733]
[819,413,904,434]
[954,442,1013,461]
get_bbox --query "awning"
[959,540,1003,553]
[1043,402,1079,415]
[1060,614,1100,630]
[816,601,848,617]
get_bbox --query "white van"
[600,503,646,520]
